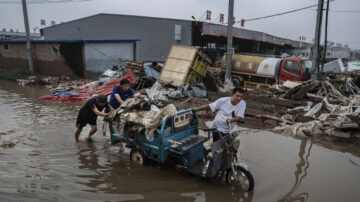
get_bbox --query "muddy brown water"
[0,79,360,202]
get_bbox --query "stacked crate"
[159,45,211,86]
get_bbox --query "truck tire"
[232,78,241,87]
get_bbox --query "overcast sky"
[0,0,359,49]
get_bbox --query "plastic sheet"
[183,83,207,98]
[146,82,168,102]
[37,71,135,102]
[144,65,160,80]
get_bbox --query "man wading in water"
[75,95,112,142]
[194,87,246,141]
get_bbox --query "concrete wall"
[42,14,192,62]
[84,42,134,72]
[0,42,84,78]
[0,43,29,71]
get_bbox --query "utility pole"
[311,0,324,79]
[225,0,234,82]
[321,0,330,74]
[22,0,35,72]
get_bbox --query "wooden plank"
[160,45,212,87]
[164,59,191,74]
[166,56,193,62]
[160,45,197,86]
[160,71,187,86]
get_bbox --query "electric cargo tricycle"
[109,109,254,192]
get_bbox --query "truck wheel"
[232,78,241,87]
[226,166,254,192]
[130,149,148,165]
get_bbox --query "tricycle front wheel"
[130,149,148,165]
[226,166,254,192]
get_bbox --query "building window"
[284,61,301,76]
[4,44,8,50]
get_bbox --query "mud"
[0,79,360,202]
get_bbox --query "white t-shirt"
[209,97,246,133]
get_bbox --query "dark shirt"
[79,97,110,120]
[109,86,134,109]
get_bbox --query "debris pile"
[265,80,360,139]
[110,93,178,143]
[229,77,360,139]
[274,97,360,138]
[204,67,223,91]
[126,61,163,90]
[98,65,129,83]
[16,75,64,87]
[47,79,92,93]
[37,71,135,102]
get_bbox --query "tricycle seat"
[172,134,208,152]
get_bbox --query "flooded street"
[0,79,360,202]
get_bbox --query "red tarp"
[37,70,136,102]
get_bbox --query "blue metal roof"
[0,39,140,43]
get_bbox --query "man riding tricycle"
[109,87,254,192]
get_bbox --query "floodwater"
[0,79,360,202]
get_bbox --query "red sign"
[202,22,263,41]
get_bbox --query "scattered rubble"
[98,65,128,83]
[16,75,63,87]
[110,92,178,143]
[126,61,163,90]
[37,71,135,102]
[0,134,24,147]
[269,79,360,139]
[47,79,92,93]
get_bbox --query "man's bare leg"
[75,128,82,142]
[88,125,97,142]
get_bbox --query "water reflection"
[279,139,312,202]
[75,143,255,202]
[77,145,106,192]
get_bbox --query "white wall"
[85,42,134,72]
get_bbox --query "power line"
[0,0,91,4]
[236,0,335,23]
[328,9,360,13]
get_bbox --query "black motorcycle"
[201,125,254,192]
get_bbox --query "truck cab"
[278,57,312,82]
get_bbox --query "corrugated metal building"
[41,13,192,62]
